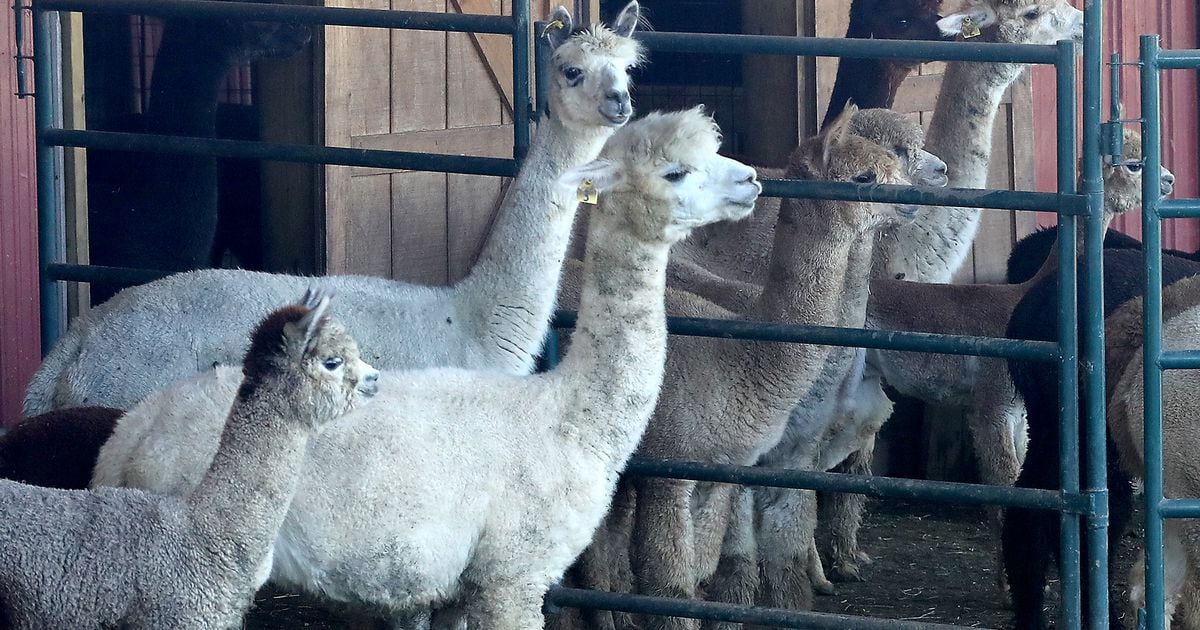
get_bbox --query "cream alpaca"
[94,108,760,628]
[24,2,643,415]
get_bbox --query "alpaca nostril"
[364,370,379,384]
[741,172,757,185]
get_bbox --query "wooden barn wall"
[814,0,1036,283]
[1,5,41,426]
[1031,0,1199,251]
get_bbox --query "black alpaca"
[87,14,309,303]
[1003,248,1200,629]
[0,407,122,489]
[1006,225,1200,284]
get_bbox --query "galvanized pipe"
[545,587,978,630]
[552,310,1061,362]
[1140,33,1167,630]
[37,0,515,33]
[1054,35,1082,630]
[624,458,1077,512]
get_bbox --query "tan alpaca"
[1108,276,1200,630]
[558,106,912,630]
[0,291,378,628]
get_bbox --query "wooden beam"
[450,0,515,116]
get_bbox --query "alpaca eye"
[892,145,907,158]
[853,171,877,184]
[1125,163,1143,173]
[322,357,344,371]
[563,67,583,83]
[664,170,689,183]
[1024,8,1041,19]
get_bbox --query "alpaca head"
[787,104,913,232]
[937,0,1083,46]
[543,2,644,130]
[241,290,380,429]
[559,107,761,244]
[848,108,948,188]
[1102,127,1176,215]
[848,0,944,43]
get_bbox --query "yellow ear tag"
[961,16,982,39]
[540,19,565,40]
[577,179,599,205]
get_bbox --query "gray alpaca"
[0,291,378,629]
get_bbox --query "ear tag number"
[577,179,599,205]
[961,16,982,39]
[540,19,565,40]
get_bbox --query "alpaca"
[876,0,1084,284]
[822,0,945,127]
[557,106,914,630]
[0,406,122,489]
[24,2,643,415]
[92,108,761,628]
[1003,247,1200,629]
[1106,276,1200,629]
[0,291,378,629]
[87,5,311,303]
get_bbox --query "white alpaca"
[0,291,377,629]
[23,2,643,415]
[93,108,761,628]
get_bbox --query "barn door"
[813,0,1037,284]
[324,0,534,284]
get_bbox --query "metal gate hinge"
[1083,488,1110,527]
[1100,121,1124,166]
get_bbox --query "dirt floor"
[244,498,1144,629]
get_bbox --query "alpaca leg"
[754,485,816,617]
[1002,505,1054,630]
[464,583,547,630]
[967,369,1026,592]
[632,478,700,630]
[807,537,836,596]
[824,444,873,582]
[577,481,639,630]
[700,486,758,630]
[429,604,465,630]
[693,483,737,582]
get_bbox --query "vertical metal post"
[534,22,551,121]
[13,0,30,97]
[511,0,531,161]
[1139,33,1166,630]
[1055,37,1082,630]
[33,3,65,353]
[1108,53,1123,166]
[1080,2,1110,627]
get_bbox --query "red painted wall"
[1,6,41,426]
[1031,0,1200,251]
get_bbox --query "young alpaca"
[1106,276,1200,629]
[560,106,912,630]
[93,108,761,628]
[822,0,945,127]
[0,407,123,489]
[0,291,378,629]
[24,2,643,415]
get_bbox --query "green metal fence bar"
[510,0,531,159]
[1080,3,1110,626]
[763,179,1087,214]
[33,0,64,352]
[1158,499,1200,519]
[623,458,1079,512]
[552,312,1060,362]
[544,587,977,630]
[1158,351,1200,370]
[37,0,515,33]
[1156,198,1200,219]
[1140,33,1167,630]
[42,129,521,177]
[1155,48,1200,68]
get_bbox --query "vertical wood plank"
[347,174,394,277]
[740,0,801,166]
[61,12,90,314]
[391,172,450,283]
[392,0,449,133]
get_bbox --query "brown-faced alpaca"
[87,4,311,303]
[560,106,912,630]
[823,0,946,127]
[0,291,378,628]
[876,0,1084,283]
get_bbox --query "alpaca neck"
[556,196,671,466]
[1023,213,1116,287]
[185,384,312,573]
[146,23,237,136]
[824,57,915,127]
[925,59,1024,189]
[457,114,613,372]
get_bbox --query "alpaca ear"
[295,289,333,354]
[545,6,574,49]
[559,159,625,197]
[820,103,858,167]
[612,1,641,38]
[936,5,996,37]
